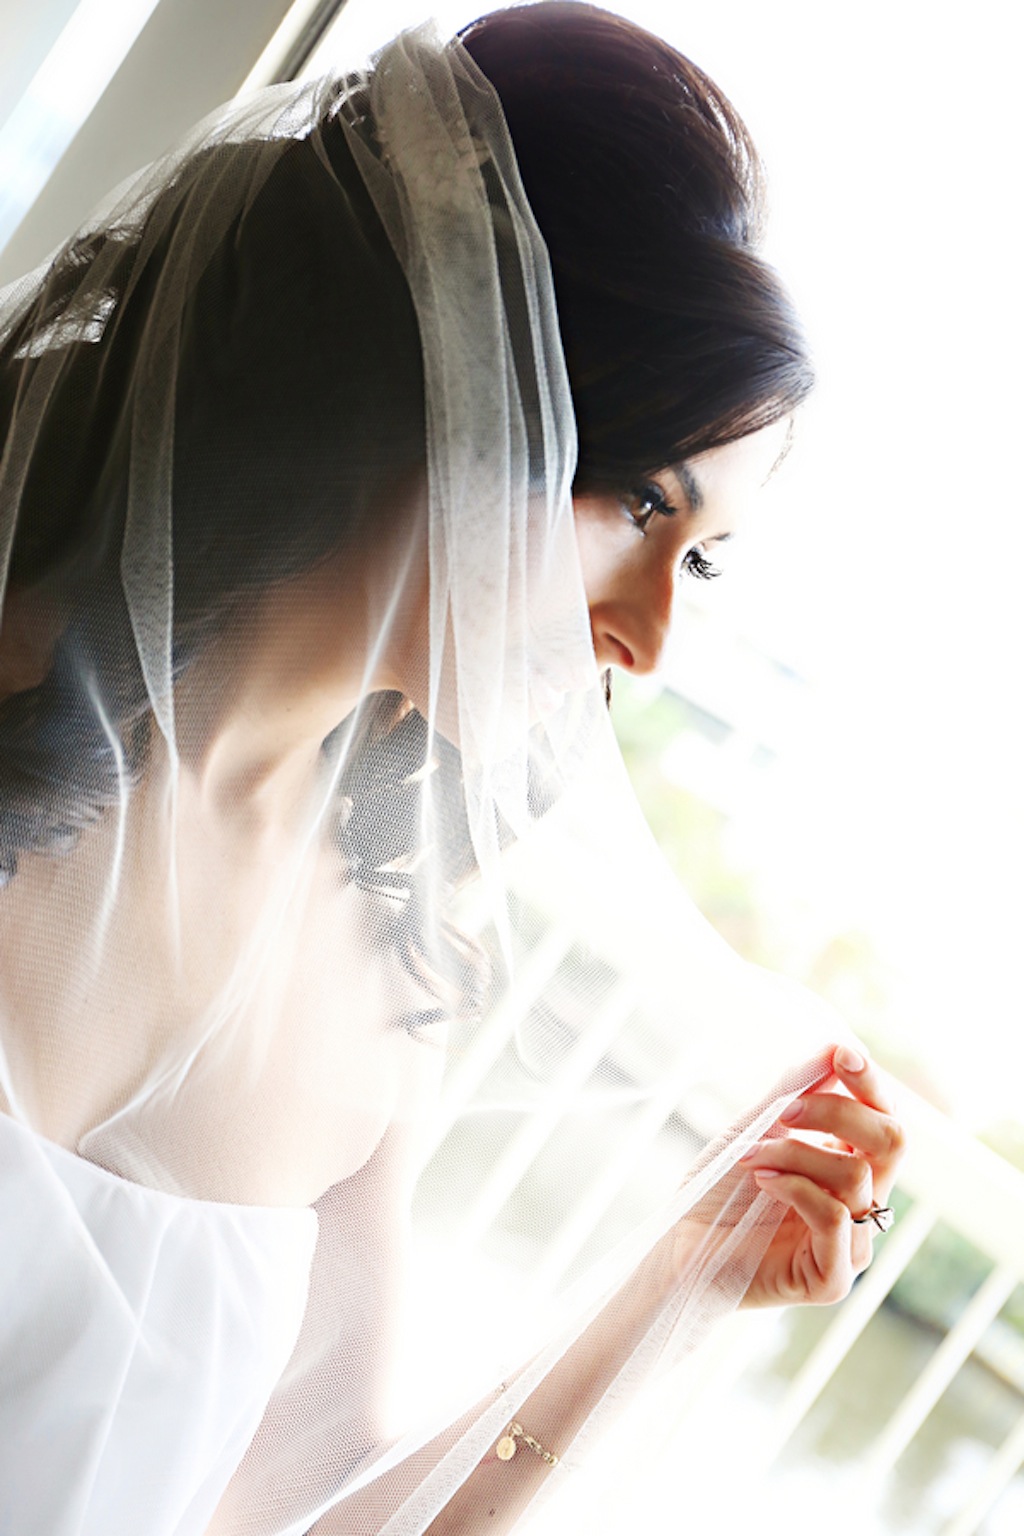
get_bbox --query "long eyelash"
[683,548,721,581]
[628,482,677,531]
[627,484,722,581]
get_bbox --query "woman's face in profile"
[258,419,792,749]
[572,419,791,677]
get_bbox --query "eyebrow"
[676,463,705,512]
[671,463,731,544]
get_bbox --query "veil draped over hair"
[0,26,835,1535]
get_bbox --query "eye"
[682,546,721,581]
[624,482,724,581]
[625,481,677,533]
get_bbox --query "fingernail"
[754,1168,781,1179]
[836,1046,866,1073]
[739,1145,762,1162]
[779,1100,804,1124]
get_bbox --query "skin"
[740,1044,906,1309]
[315,429,908,1534]
[573,422,906,1305]
[305,1051,905,1536]
[0,422,906,1239]
[573,425,789,675]
[0,507,439,1197]
[3,420,906,1531]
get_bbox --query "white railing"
[427,898,1024,1536]
[678,1089,1024,1534]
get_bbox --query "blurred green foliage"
[889,1216,990,1331]
[611,678,1024,1355]
[611,679,949,1106]
[610,682,771,961]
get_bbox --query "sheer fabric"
[0,26,834,1534]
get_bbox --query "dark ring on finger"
[852,1203,895,1233]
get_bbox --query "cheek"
[571,498,634,603]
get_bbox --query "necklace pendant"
[496,1434,517,1461]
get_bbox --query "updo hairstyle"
[0,2,812,894]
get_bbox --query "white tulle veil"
[0,21,836,1535]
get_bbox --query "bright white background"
[4,0,1021,1127]
[311,0,1024,1129]
[1,5,1019,1524]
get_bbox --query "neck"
[171,555,411,832]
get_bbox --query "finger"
[831,1044,896,1115]
[752,1170,857,1303]
[741,1139,874,1216]
[779,1093,906,1176]
[751,1163,877,1280]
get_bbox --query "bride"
[0,4,905,1532]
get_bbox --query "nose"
[591,571,676,676]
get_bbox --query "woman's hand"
[738,1044,906,1308]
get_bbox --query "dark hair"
[463,1,813,492]
[0,3,812,908]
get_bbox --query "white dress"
[0,1112,318,1536]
